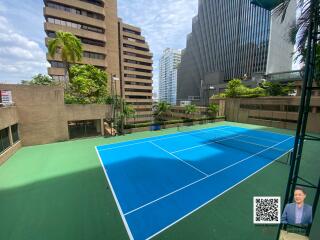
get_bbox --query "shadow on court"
[0,167,129,240]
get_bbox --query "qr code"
[253,197,281,224]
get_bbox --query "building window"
[47,17,104,34]
[11,124,19,143]
[0,127,10,153]
[80,37,105,47]
[47,2,104,20]
[80,0,104,7]
[123,44,148,52]
[50,61,65,68]
[83,51,105,60]
[123,28,140,35]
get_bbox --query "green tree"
[222,79,266,98]
[118,101,136,134]
[275,0,311,54]
[48,31,83,80]
[65,64,109,104]
[185,104,197,119]
[225,79,245,97]
[21,74,56,85]
[154,101,171,122]
[224,79,265,98]
[260,81,295,96]
[207,103,219,117]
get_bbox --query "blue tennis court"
[96,125,294,240]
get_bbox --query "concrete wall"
[65,104,111,121]
[0,84,113,164]
[213,97,320,133]
[266,0,296,74]
[0,84,113,146]
[165,105,224,120]
[0,84,68,146]
[0,106,19,130]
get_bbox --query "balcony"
[44,7,105,29]
[122,47,153,57]
[45,38,106,54]
[44,22,106,42]
[48,0,105,15]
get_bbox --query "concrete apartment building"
[159,48,181,105]
[177,0,296,105]
[43,0,153,122]
[118,20,153,122]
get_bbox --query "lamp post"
[111,74,120,136]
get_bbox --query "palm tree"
[207,103,219,117]
[185,104,197,119]
[274,0,315,54]
[275,0,319,85]
[120,102,136,125]
[48,31,83,81]
[154,102,171,122]
[114,99,135,134]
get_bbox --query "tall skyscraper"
[159,48,181,105]
[177,0,296,105]
[44,0,153,122]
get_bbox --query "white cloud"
[118,0,198,96]
[0,15,47,83]
[0,0,198,84]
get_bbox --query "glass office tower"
[177,0,296,104]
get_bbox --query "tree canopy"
[22,74,57,86]
[154,102,171,122]
[65,64,109,104]
[215,79,295,98]
[223,79,265,98]
[184,104,197,116]
[48,31,83,79]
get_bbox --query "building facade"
[177,0,296,105]
[159,48,181,105]
[118,20,153,123]
[44,0,153,122]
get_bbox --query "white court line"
[171,135,290,154]
[228,137,290,152]
[215,126,292,139]
[145,147,294,240]
[98,126,233,151]
[124,136,294,217]
[149,141,208,177]
[171,135,243,154]
[95,147,134,240]
[215,128,280,144]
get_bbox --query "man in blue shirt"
[281,187,313,225]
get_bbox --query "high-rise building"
[159,48,181,105]
[177,0,296,105]
[118,20,153,122]
[44,0,153,122]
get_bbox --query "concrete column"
[100,119,105,136]
[8,125,13,146]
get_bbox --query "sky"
[0,1,300,92]
[0,0,199,94]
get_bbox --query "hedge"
[124,116,225,129]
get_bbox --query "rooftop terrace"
[0,121,319,240]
